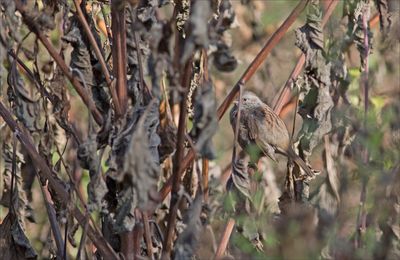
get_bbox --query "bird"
[230,91,314,177]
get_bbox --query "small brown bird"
[230,91,313,177]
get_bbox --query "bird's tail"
[287,147,314,177]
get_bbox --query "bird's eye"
[243,98,247,102]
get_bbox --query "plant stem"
[202,159,209,203]
[162,57,193,256]
[73,0,122,116]
[216,0,310,120]
[111,0,128,113]
[14,0,103,125]
[0,101,119,259]
[215,218,235,259]
[142,211,154,259]
[273,0,339,114]
[355,4,371,249]
[157,0,310,204]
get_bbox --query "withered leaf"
[20,151,37,222]
[0,212,37,259]
[190,80,218,159]
[215,0,236,33]
[0,143,30,223]
[173,192,203,260]
[77,131,107,212]
[7,61,42,132]
[343,0,373,70]
[311,136,341,225]
[212,42,238,72]
[374,0,392,36]
[62,16,110,113]
[295,2,334,157]
[109,100,161,232]
[226,158,251,201]
[181,0,212,64]
[209,0,237,72]
[158,98,177,163]
[122,100,160,209]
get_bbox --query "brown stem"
[8,50,82,145]
[73,0,122,116]
[273,55,306,114]
[14,0,103,125]
[37,179,64,258]
[355,5,371,249]
[121,231,135,260]
[273,5,380,115]
[8,50,54,103]
[111,1,128,113]
[215,218,235,259]
[142,211,154,259]
[157,0,310,204]
[162,58,193,256]
[232,83,244,165]
[76,214,90,260]
[273,0,339,114]
[0,101,119,260]
[216,0,310,120]
[202,159,209,203]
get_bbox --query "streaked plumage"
[230,91,313,177]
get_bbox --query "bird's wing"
[247,114,259,140]
[244,112,276,161]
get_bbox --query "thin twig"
[54,142,104,238]
[0,101,119,259]
[37,180,65,259]
[76,215,90,260]
[10,133,17,214]
[216,0,310,120]
[215,218,235,259]
[8,50,82,145]
[355,4,371,249]
[273,0,339,114]
[202,159,209,203]
[142,211,154,259]
[9,111,64,257]
[232,82,244,166]
[133,209,144,259]
[14,0,103,125]
[273,8,380,115]
[63,220,68,259]
[157,0,310,204]
[8,50,53,103]
[73,0,122,116]
[162,57,193,256]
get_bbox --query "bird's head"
[233,91,262,109]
